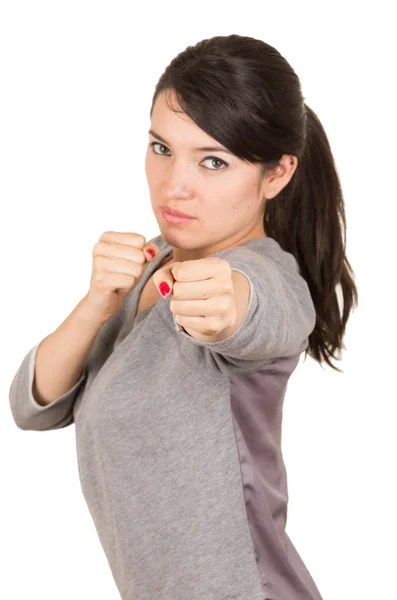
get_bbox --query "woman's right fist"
[84,231,160,323]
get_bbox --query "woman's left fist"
[152,257,237,336]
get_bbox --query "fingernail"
[145,249,155,259]
[159,282,170,297]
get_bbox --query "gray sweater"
[9,234,324,600]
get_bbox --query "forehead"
[151,91,202,136]
[150,91,237,157]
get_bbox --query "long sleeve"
[8,234,163,432]
[8,341,88,431]
[171,245,317,369]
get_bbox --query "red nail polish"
[159,282,170,297]
[146,249,155,258]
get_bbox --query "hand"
[85,231,160,323]
[152,257,237,337]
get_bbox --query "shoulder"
[211,237,300,283]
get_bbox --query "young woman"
[9,34,358,600]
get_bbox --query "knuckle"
[206,317,220,335]
[222,280,233,294]
[220,297,230,312]
[200,284,210,299]
[94,255,104,270]
[93,241,107,256]
[173,265,183,280]
[135,250,145,264]
[214,296,229,313]
[95,271,104,284]
[136,233,146,247]
[172,282,181,298]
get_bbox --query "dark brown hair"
[149,34,358,373]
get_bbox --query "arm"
[32,296,104,406]
[173,253,316,365]
[9,295,106,430]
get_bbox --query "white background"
[1,2,396,599]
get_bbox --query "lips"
[162,206,195,219]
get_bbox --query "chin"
[157,225,179,245]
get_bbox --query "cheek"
[144,154,150,178]
[215,193,256,225]
[145,151,157,172]
[145,159,161,188]
[201,198,237,227]
[218,192,245,214]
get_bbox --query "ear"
[261,155,298,200]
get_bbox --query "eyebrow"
[148,129,233,155]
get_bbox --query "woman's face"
[145,89,269,262]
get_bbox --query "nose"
[165,187,191,200]
[163,161,195,199]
